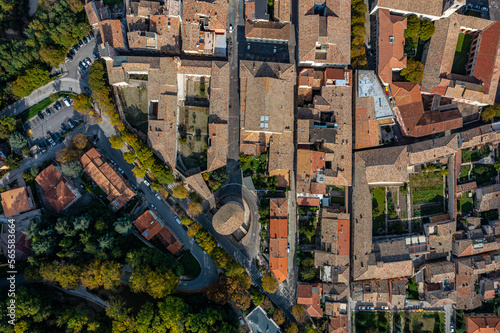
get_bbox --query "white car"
[359,307,365,311]
[143,179,150,186]
[150,204,157,210]
[174,216,181,224]
[228,24,233,33]
[155,193,162,200]
[381,306,389,310]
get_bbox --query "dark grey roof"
[310,127,336,143]
[254,0,270,20]
[247,306,282,333]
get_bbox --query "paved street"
[29,105,80,147]
[90,120,219,291]
[0,37,96,117]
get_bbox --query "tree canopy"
[481,103,500,122]
[9,131,27,149]
[400,59,425,83]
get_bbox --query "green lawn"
[331,196,345,206]
[411,172,444,205]
[404,312,445,333]
[457,192,474,214]
[480,209,499,223]
[464,10,482,17]
[356,312,392,333]
[179,251,201,279]
[452,33,473,75]
[371,187,386,235]
[459,165,471,181]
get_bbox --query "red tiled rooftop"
[298,197,321,206]
[270,219,288,239]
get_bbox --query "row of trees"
[351,0,368,69]
[105,295,239,333]
[405,15,436,42]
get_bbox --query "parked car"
[79,184,85,189]
[89,31,95,38]
[83,36,88,44]
[143,179,150,186]
[78,40,83,47]
[78,63,85,71]
[174,216,181,224]
[73,44,79,51]
[359,307,365,311]
[110,159,116,165]
[150,204,157,210]
[155,193,162,200]
[84,57,92,66]
[66,54,73,61]
[131,184,137,191]
[38,112,44,120]
[54,101,62,110]
[45,108,51,115]
[117,167,124,174]
[381,306,389,310]
[80,61,88,69]
[68,120,74,129]
[93,53,99,60]
[481,6,489,12]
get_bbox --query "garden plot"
[410,170,445,217]
[178,106,209,171]
[118,86,149,134]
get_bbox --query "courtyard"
[451,32,473,75]
[118,86,149,134]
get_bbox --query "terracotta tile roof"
[407,135,459,165]
[467,315,500,333]
[0,231,31,261]
[270,219,288,239]
[269,238,287,258]
[134,210,163,240]
[477,184,500,212]
[274,0,290,22]
[270,257,287,283]
[207,123,228,171]
[376,9,407,85]
[209,61,230,121]
[213,202,245,235]
[157,227,183,254]
[35,165,78,213]
[323,283,348,302]
[425,261,456,283]
[356,146,408,185]
[270,198,288,218]
[311,183,326,195]
[85,0,107,27]
[245,20,291,41]
[422,14,500,105]
[129,0,162,16]
[328,315,348,333]
[268,132,293,187]
[297,197,321,206]
[81,148,135,210]
[391,82,462,137]
[354,259,414,281]
[297,283,323,317]
[99,20,125,48]
[355,97,380,149]
[374,0,455,18]
[457,181,477,193]
[298,0,351,65]
[298,68,324,88]
[1,187,34,218]
[314,251,350,269]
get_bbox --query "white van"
[63,98,71,107]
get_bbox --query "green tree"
[172,184,189,199]
[481,103,500,122]
[0,116,17,139]
[292,304,307,325]
[73,94,94,115]
[351,24,366,37]
[39,45,66,68]
[158,296,189,333]
[188,201,203,217]
[109,135,125,149]
[114,215,134,235]
[132,166,147,178]
[106,297,131,322]
[418,20,435,41]
[98,233,114,250]
[72,133,89,150]
[273,308,285,325]
[12,66,51,98]
[135,302,155,333]
[404,15,420,39]
[400,59,425,83]
[9,132,27,149]
[123,151,136,164]
[285,323,299,333]
[261,272,278,293]
[61,160,83,178]
[30,166,39,178]
[250,288,265,306]
[181,217,194,226]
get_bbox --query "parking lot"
[28,101,81,148]
[462,0,499,19]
